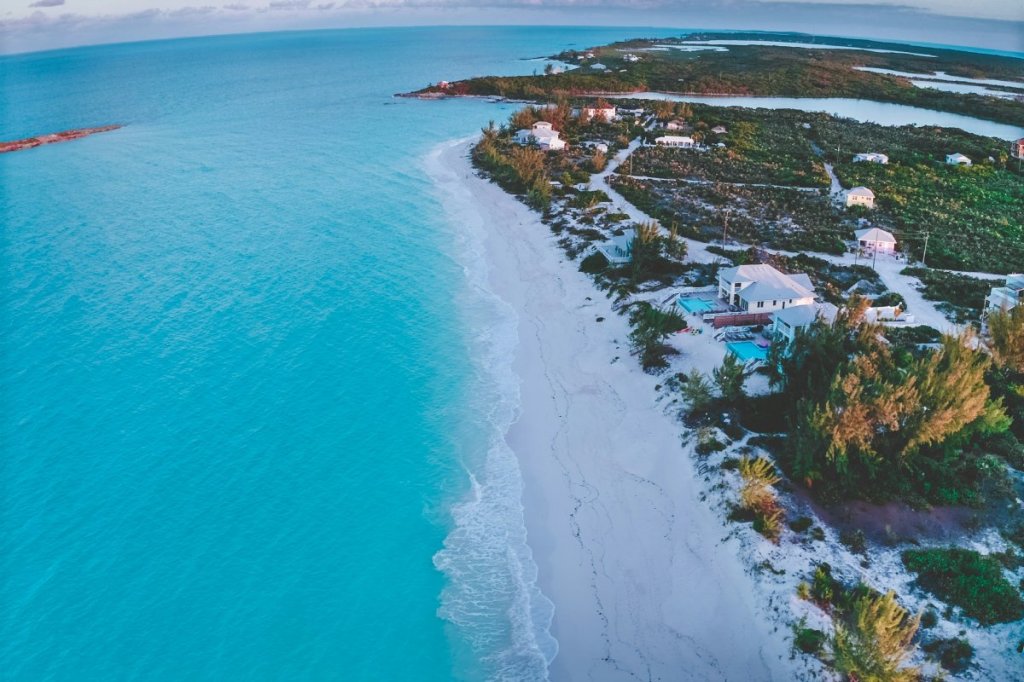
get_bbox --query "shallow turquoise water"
[0,26,676,681]
[678,298,714,313]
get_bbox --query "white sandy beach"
[429,138,796,681]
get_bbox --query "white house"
[515,121,566,151]
[771,303,837,344]
[597,230,634,265]
[718,264,816,313]
[655,135,695,148]
[581,105,617,122]
[710,125,728,135]
[946,152,972,166]
[986,273,1024,311]
[863,306,914,324]
[591,63,607,71]
[623,53,641,63]
[854,227,897,253]
[1012,138,1024,160]
[844,186,875,208]
[665,119,688,131]
[853,152,889,164]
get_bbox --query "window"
[757,301,764,309]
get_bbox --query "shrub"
[789,516,813,533]
[794,625,827,655]
[579,251,609,274]
[811,564,835,606]
[695,427,727,455]
[840,529,868,555]
[902,548,1024,625]
[738,455,783,542]
[680,370,715,416]
[831,590,921,682]
[922,637,973,674]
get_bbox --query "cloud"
[28,0,64,7]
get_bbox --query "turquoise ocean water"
[0,27,680,681]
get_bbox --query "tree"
[680,370,714,415]
[987,306,1024,373]
[738,456,783,541]
[713,353,750,404]
[591,149,607,173]
[832,591,921,682]
[628,302,685,370]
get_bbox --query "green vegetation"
[713,353,750,405]
[627,301,686,371]
[737,455,784,542]
[831,590,921,682]
[902,548,1024,625]
[987,306,1024,374]
[812,118,1024,273]
[922,637,974,673]
[793,624,827,655]
[411,33,1024,127]
[769,299,1013,504]
[680,370,715,416]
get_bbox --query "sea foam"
[426,140,558,681]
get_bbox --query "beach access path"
[430,138,797,681]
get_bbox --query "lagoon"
[611,93,1024,140]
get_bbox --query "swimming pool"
[678,298,714,313]
[726,341,769,362]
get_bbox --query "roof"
[855,227,896,244]
[772,305,818,328]
[655,135,694,143]
[720,264,816,302]
[946,152,970,160]
[847,186,875,198]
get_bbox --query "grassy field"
[610,104,1023,272]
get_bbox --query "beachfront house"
[853,152,889,164]
[710,125,727,135]
[655,135,695,148]
[986,273,1024,311]
[844,186,875,208]
[1011,138,1024,159]
[515,122,566,151]
[597,230,634,265]
[718,264,816,313]
[581,105,617,122]
[946,152,972,166]
[771,303,837,345]
[855,227,897,253]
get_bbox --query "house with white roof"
[597,230,634,265]
[581,105,617,122]
[665,119,688,131]
[710,125,727,135]
[986,273,1024,311]
[771,303,838,345]
[844,186,875,208]
[946,152,972,166]
[623,53,641,63]
[718,264,816,313]
[855,227,897,253]
[591,63,607,70]
[655,135,695,148]
[514,121,566,151]
[853,152,889,164]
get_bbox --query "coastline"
[428,137,796,680]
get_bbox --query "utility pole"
[872,245,878,271]
[921,231,930,267]
[722,209,730,243]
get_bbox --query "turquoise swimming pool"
[678,298,714,313]
[726,341,769,362]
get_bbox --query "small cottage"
[945,152,972,166]
[844,187,875,209]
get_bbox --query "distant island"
[0,125,122,154]
[404,32,1024,127]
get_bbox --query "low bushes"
[901,548,1024,625]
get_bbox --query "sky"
[0,0,1022,55]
